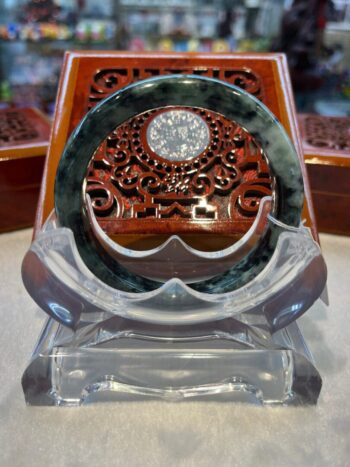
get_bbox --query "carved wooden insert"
[83,65,272,247]
[87,67,263,113]
[86,105,273,247]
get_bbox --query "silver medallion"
[146,110,210,161]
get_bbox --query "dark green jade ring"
[55,75,304,294]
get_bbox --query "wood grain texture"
[0,107,50,232]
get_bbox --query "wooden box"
[299,113,350,235]
[0,107,50,233]
[35,51,318,241]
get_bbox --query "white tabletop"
[0,228,349,467]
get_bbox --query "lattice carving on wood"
[303,115,350,151]
[88,67,263,110]
[86,106,273,237]
[0,110,39,146]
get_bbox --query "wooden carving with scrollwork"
[86,105,273,239]
[88,66,264,110]
[84,64,271,242]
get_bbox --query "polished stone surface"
[0,228,348,466]
[55,75,304,293]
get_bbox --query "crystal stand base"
[22,315,321,406]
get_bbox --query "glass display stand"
[21,207,327,406]
[23,315,322,406]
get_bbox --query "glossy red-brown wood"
[35,52,318,241]
[299,114,350,235]
[0,107,50,233]
[87,106,273,239]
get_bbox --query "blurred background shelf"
[1,0,349,115]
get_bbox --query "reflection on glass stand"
[21,199,327,406]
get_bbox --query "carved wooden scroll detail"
[88,67,263,110]
[86,106,273,236]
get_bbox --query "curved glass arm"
[22,212,327,332]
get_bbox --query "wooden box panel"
[35,52,318,240]
[0,107,50,233]
[299,113,350,235]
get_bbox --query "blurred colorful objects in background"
[0,0,350,116]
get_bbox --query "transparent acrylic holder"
[21,202,327,406]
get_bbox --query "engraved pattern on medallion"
[146,110,210,161]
